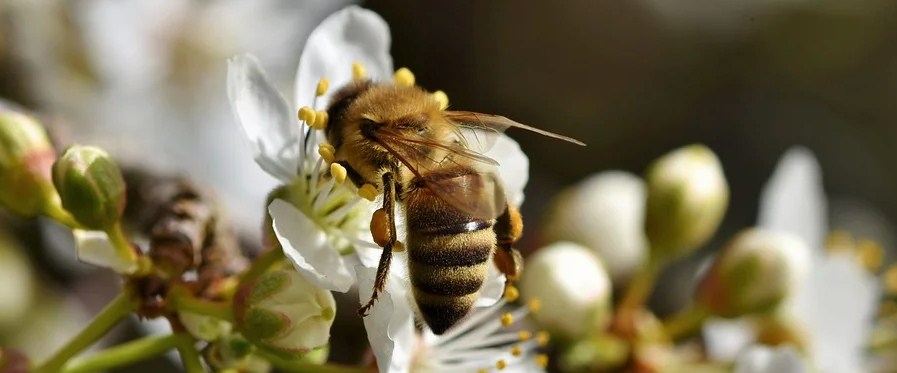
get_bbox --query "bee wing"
[372,127,507,220]
[445,111,586,148]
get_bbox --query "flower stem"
[105,222,139,269]
[174,333,206,373]
[255,349,364,373]
[34,293,134,373]
[662,305,709,340]
[612,258,664,336]
[170,287,234,323]
[62,334,179,373]
[44,202,83,229]
[239,247,285,285]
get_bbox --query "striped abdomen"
[405,169,496,335]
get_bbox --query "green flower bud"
[695,229,808,318]
[0,112,59,217]
[645,144,728,260]
[519,242,613,341]
[180,310,232,342]
[233,269,335,359]
[204,335,272,373]
[52,145,126,230]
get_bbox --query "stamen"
[324,195,363,225]
[535,331,550,347]
[298,106,315,123]
[313,110,329,130]
[477,370,488,373]
[884,265,897,295]
[528,299,542,313]
[318,144,335,163]
[500,313,514,327]
[535,354,549,369]
[358,183,379,201]
[504,285,519,302]
[856,239,884,272]
[495,360,507,370]
[517,331,532,341]
[433,90,449,110]
[313,177,336,213]
[510,345,522,357]
[330,163,347,185]
[352,62,367,80]
[394,67,415,86]
[316,78,330,97]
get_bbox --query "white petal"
[734,346,808,373]
[702,318,757,362]
[73,230,137,274]
[269,199,354,292]
[294,6,393,109]
[356,265,415,373]
[485,134,530,207]
[793,254,879,373]
[227,54,300,182]
[758,147,827,253]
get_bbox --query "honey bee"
[324,79,583,334]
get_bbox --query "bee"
[324,79,583,334]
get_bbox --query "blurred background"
[1,0,896,370]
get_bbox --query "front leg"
[359,171,397,316]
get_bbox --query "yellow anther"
[527,298,542,313]
[392,241,406,253]
[358,183,379,201]
[517,330,532,341]
[394,67,415,87]
[298,106,315,123]
[500,312,514,327]
[352,62,367,80]
[318,144,335,163]
[510,345,522,357]
[535,331,550,347]
[885,265,897,295]
[534,354,549,369]
[432,90,449,110]
[316,78,330,97]
[495,360,507,370]
[826,230,854,253]
[477,370,489,373]
[856,239,884,272]
[503,285,519,302]
[330,163,347,185]
[313,110,329,129]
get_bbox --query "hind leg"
[359,172,398,316]
[493,203,524,281]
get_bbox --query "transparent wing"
[445,110,586,147]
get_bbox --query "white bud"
[519,242,612,341]
[645,144,729,260]
[542,171,647,284]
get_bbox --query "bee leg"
[493,203,524,282]
[359,172,397,316]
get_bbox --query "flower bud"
[695,229,809,318]
[233,269,335,358]
[645,144,728,260]
[180,311,232,342]
[542,171,647,284]
[204,335,272,373]
[519,242,612,341]
[52,145,126,230]
[0,112,59,217]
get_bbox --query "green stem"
[34,293,134,373]
[44,202,83,229]
[617,258,664,315]
[255,350,364,373]
[62,334,178,373]
[105,222,139,268]
[662,305,709,340]
[174,333,206,373]
[239,248,285,285]
[173,293,235,323]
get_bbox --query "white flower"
[734,346,809,373]
[704,147,881,373]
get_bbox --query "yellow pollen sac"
[856,239,884,272]
[330,163,347,185]
[358,183,379,201]
[517,330,532,341]
[534,354,549,369]
[535,331,550,347]
[316,78,330,97]
[432,90,449,110]
[394,67,415,87]
[495,360,507,370]
[528,298,542,313]
[392,241,406,253]
[318,144,335,163]
[884,265,897,295]
[313,110,329,130]
[503,285,519,302]
[298,106,315,123]
[500,312,514,327]
[352,62,367,80]
[510,345,522,357]
[370,209,391,248]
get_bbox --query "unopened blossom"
[0,111,59,218]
